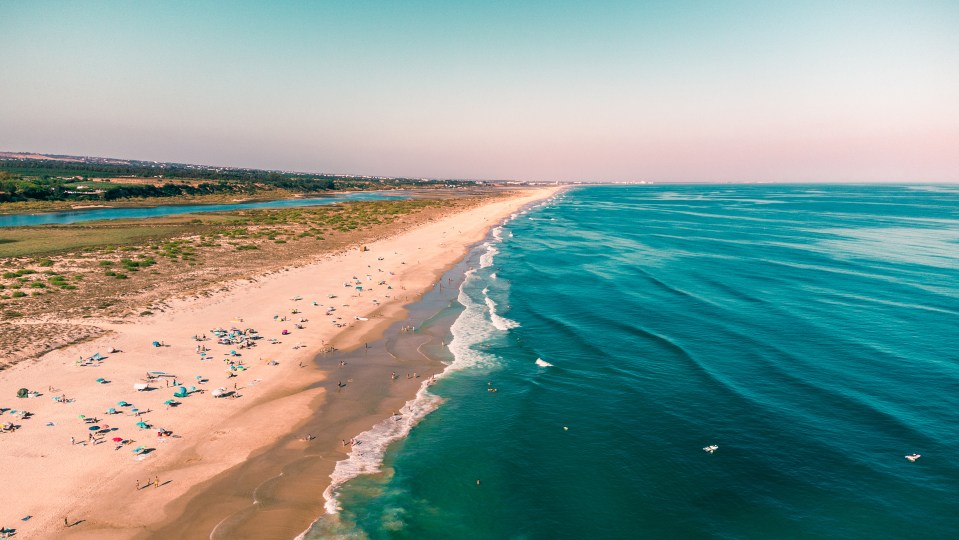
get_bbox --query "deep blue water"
[321,184,959,539]
[0,191,401,227]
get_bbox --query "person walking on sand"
[136,479,140,490]
[155,476,159,489]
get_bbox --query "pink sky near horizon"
[1,1,957,182]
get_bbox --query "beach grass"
[0,199,449,258]
[0,194,502,361]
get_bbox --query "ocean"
[309,184,959,539]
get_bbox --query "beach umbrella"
[96,378,105,383]
[112,437,123,443]
[106,408,117,414]
[117,401,128,406]
[164,399,175,405]
[136,421,148,428]
[88,425,100,431]
[132,445,144,454]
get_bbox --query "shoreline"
[150,246,472,539]
[0,186,560,539]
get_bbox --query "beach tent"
[173,386,188,398]
[16,388,27,398]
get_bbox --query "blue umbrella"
[117,401,129,406]
[135,421,148,428]
[88,425,100,431]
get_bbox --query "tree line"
[0,162,337,203]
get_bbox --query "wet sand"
[148,243,472,539]
[0,186,561,539]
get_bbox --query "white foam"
[323,381,444,515]
[447,278,500,372]
[321,264,500,517]
[490,272,497,280]
[535,358,553,367]
[485,296,519,330]
[479,242,498,269]
[315,211,526,526]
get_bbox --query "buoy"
[563,426,569,431]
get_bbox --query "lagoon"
[0,191,402,227]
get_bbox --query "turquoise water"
[0,191,401,227]
[325,185,959,539]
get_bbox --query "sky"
[1,1,957,182]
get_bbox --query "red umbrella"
[112,437,123,442]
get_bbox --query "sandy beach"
[0,186,560,539]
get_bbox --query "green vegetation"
[0,192,495,332]
[0,155,480,206]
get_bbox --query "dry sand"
[0,187,560,539]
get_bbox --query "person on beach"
[155,476,159,489]
[136,479,140,490]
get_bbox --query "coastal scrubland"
[0,194,500,366]
[0,153,480,213]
